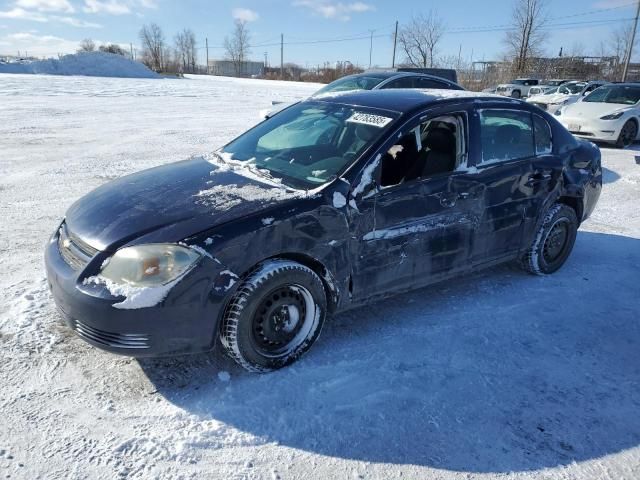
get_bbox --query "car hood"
[529,93,575,104]
[65,156,305,251]
[562,101,630,119]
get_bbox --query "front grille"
[58,223,98,270]
[72,319,150,349]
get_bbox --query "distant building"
[208,60,264,77]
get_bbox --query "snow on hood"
[528,92,576,104]
[64,156,305,251]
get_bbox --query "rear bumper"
[45,230,234,357]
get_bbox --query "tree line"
[75,0,639,83]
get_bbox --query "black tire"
[220,259,327,372]
[615,120,637,148]
[511,90,521,99]
[521,203,578,275]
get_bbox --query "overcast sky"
[0,0,637,66]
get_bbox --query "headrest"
[424,127,455,153]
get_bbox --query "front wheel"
[220,259,327,372]
[511,90,521,99]
[521,203,578,275]
[615,120,637,148]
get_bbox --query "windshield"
[583,85,640,105]
[543,87,559,95]
[558,82,587,95]
[222,102,398,189]
[314,75,388,95]
[546,80,566,87]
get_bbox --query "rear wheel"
[511,90,521,99]
[615,120,637,148]
[220,259,327,372]
[521,203,578,275]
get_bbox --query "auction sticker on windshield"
[347,112,393,128]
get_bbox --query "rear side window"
[533,115,552,154]
[381,77,416,89]
[416,78,448,89]
[479,109,534,164]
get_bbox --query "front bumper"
[559,116,622,143]
[45,228,234,357]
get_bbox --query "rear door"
[468,107,537,264]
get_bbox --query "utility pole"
[130,43,133,60]
[392,20,398,68]
[369,30,374,69]
[280,33,284,80]
[205,38,209,74]
[622,0,640,82]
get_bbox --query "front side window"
[479,109,534,164]
[533,115,552,154]
[382,77,416,89]
[222,102,399,189]
[380,113,466,187]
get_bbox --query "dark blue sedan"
[45,89,602,372]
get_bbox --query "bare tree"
[504,0,548,74]
[99,44,127,56]
[398,11,446,68]
[174,28,197,73]
[139,23,165,71]
[224,20,251,76]
[78,38,96,53]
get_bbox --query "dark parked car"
[45,89,602,372]
[264,71,464,118]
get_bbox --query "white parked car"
[557,83,640,148]
[495,78,541,98]
[527,81,607,112]
[526,85,554,97]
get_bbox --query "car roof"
[343,71,458,84]
[311,88,511,114]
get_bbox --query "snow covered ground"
[1,73,639,480]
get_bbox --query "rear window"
[479,109,534,164]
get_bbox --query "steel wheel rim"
[251,284,317,358]
[542,218,570,264]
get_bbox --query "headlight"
[100,244,202,287]
[600,111,625,120]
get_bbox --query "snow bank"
[0,52,161,79]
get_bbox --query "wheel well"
[263,253,340,313]
[558,196,583,224]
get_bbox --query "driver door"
[349,107,484,301]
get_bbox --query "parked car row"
[526,81,608,111]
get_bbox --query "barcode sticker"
[346,112,393,128]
